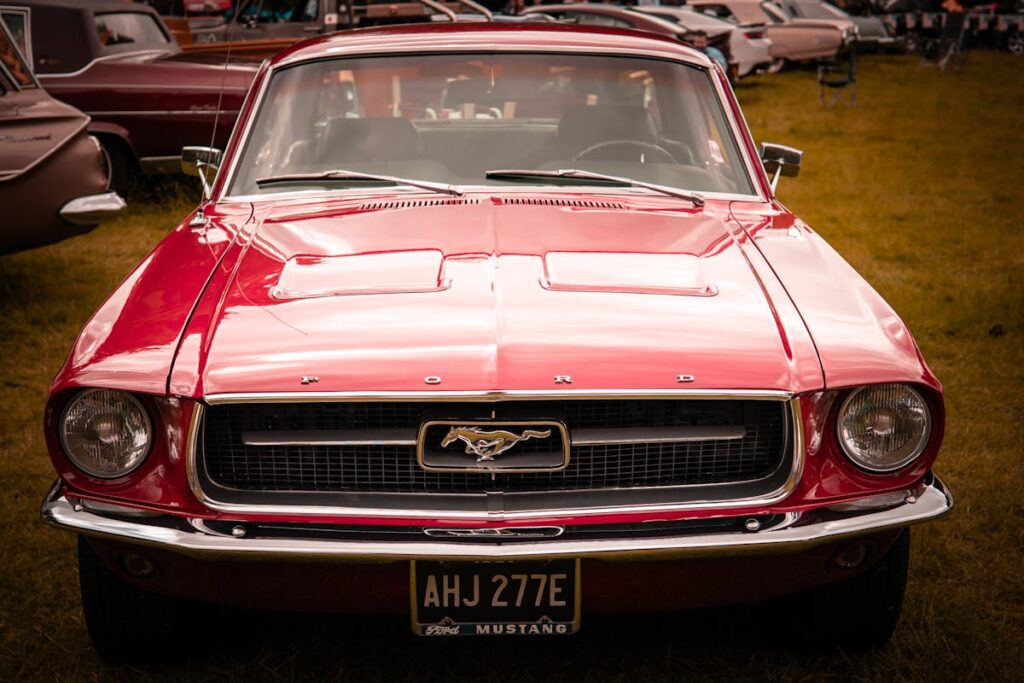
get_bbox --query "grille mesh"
[201,400,788,495]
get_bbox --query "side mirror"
[181,146,222,199]
[759,142,802,192]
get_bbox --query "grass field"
[1,52,1022,681]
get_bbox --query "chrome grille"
[199,399,789,496]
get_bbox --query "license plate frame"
[410,559,581,636]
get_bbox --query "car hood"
[170,194,824,396]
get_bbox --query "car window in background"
[695,5,738,22]
[229,53,755,198]
[785,1,849,19]
[0,19,34,87]
[94,12,170,48]
[760,3,792,23]
[564,12,633,28]
[0,8,29,63]
[238,0,319,23]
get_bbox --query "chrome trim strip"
[84,110,240,117]
[184,393,802,520]
[242,429,417,447]
[571,425,745,446]
[203,389,792,405]
[423,526,564,539]
[37,50,171,79]
[41,475,952,560]
[59,192,127,227]
[44,84,249,92]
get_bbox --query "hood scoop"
[359,198,480,211]
[497,197,626,209]
[542,251,718,297]
[271,249,448,300]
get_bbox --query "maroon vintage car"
[40,23,951,660]
[7,0,257,192]
[0,19,123,253]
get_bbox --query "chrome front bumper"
[59,192,126,227]
[40,475,952,561]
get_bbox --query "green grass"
[1,52,1022,681]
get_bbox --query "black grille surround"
[195,397,796,514]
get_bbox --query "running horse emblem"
[441,426,553,462]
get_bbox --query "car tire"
[95,136,136,198]
[766,58,786,74]
[798,529,911,652]
[77,536,191,663]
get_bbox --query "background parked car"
[520,3,739,78]
[0,19,123,253]
[776,0,902,50]
[6,0,257,194]
[634,5,774,78]
[150,0,495,52]
[689,0,849,66]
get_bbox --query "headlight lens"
[59,389,152,478]
[836,384,931,472]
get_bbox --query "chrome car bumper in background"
[40,475,952,561]
[59,192,126,227]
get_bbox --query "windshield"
[228,53,755,198]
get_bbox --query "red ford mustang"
[40,22,951,660]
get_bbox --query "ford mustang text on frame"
[40,23,951,660]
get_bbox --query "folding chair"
[818,44,856,108]
[936,12,967,71]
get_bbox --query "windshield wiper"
[485,169,704,207]
[255,170,464,197]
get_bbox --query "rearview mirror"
[181,146,222,199]
[759,143,802,192]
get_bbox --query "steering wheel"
[572,139,678,164]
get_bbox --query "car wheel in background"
[798,529,910,652]
[766,58,786,74]
[77,537,194,663]
[95,136,136,198]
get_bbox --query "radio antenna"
[202,2,241,201]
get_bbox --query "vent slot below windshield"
[496,197,626,209]
[359,198,481,211]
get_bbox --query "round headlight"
[59,389,153,478]
[837,384,931,473]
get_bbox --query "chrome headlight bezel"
[836,384,932,474]
[58,388,154,479]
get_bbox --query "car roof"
[272,22,712,70]
[2,0,150,10]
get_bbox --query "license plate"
[411,559,580,636]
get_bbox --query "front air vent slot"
[498,197,626,209]
[359,198,481,211]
